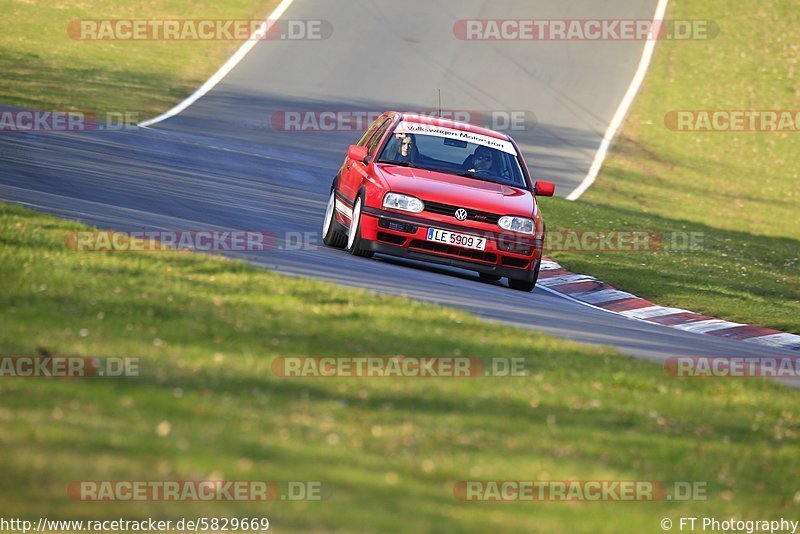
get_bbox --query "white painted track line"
[565,0,670,200]
[138,0,297,128]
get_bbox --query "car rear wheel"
[322,190,347,248]
[478,273,501,282]
[508,258,541,292]
[346,196,374,258]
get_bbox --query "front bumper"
[360,206,542,281]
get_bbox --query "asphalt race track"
[2,0,798,376]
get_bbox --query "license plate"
[426,228,486,251]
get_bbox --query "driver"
[471,146,494,172]
[396,133,416,163]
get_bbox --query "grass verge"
[544,0,800,333]
[2,202,799,532]
[0,0,277,119]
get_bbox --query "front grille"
[378,219,418,233]
[502,256,530,268]
[409,239,497,263]
[423,201,500,224]
[377,232,406,245]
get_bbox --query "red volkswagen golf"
[321,112,555,291]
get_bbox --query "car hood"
[375,164,534,216]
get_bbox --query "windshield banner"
[394,121,517,155]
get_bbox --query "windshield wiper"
[422,167,498,182]
[425,167,473,177]
[377,159,419,168]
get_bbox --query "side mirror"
[534,181,555,197]
[348,145,369,164]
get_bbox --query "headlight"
[498,216,535,235]
[383,193,424,213]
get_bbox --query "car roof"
[392,112,511,141]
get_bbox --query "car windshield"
[376,120,528,188]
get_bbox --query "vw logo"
[454,208,468,221]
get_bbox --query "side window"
[366,119,392,156]
[356,118,383,147]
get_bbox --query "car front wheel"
[322,190,347,248]
[508,258,541,292]
[346,196,373,258]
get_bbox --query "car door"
[337,117,380,206]
[339,116,392,207]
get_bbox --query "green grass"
[544,0,800,333]
[3,0,794,334]
[2,202,800,532]
[1,0,799,530]
[541,197,800,334]
[0,0,277,119]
